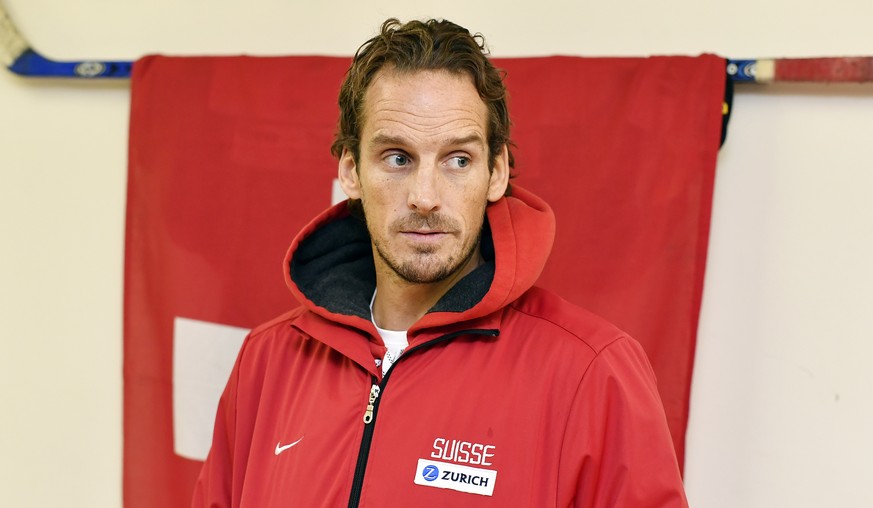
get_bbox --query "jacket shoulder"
[507,285,629,355]
[246,306,306,342]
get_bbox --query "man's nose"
[407,162,441,214]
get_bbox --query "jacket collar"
[284,185,555,346]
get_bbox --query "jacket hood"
[284,185,555,337]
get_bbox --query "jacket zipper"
[346,328,499,508]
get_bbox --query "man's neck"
[372,250,483,331]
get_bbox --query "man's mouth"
[401,230,449,241]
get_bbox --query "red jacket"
[193,187,688,507]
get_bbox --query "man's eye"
[450,156,471,169]
[385,154,409,167]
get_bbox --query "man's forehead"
[360,68,489,144]
[368,66,474,89]
[364,68,481,104]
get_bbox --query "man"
[193,18,688,507]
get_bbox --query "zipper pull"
[363,384,381,424]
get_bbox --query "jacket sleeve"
[190,338,247,508]
[563,336,689,507]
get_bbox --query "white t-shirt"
[370,290,409,376]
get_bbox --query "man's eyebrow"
[370,134,408,147]
[444,134,486,148]
[368,133,486,149]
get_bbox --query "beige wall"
[1,1,871,506]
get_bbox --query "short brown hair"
[331,18,515,174]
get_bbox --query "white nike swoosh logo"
[274,436,304,455]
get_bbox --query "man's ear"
[487,144,510,202]
[338,148,362,200]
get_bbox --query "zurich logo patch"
[421,465,439,482]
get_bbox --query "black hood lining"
[290,216,495,320]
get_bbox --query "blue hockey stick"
[1,2,132,78]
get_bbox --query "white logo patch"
[274,436,304,455]
[413,458,497,497]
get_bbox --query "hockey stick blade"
[1,3,131,78]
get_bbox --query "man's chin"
[392,262,456,285]
[375,239,481,286]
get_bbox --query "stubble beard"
[370,212,484,285]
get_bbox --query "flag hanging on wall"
[124,54,725,507]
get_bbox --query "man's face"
[338,68,509,286]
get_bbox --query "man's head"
[335,19,511,288]
[331,18,514,176]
